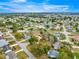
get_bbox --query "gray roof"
[7,50,16,59]
[0,40,8,47]
[0,31,3,36]
[48,50,59,58]
[53,42,61,49]
[24,35,30,40]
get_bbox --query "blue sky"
[0,0,79,13]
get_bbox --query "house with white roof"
[0,39,10,53]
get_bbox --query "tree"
[15,32,24,39]
[56,45,74,59]
[28,36,38,45]
[12,23,20,32]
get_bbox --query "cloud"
[43,5,69,12]
[0,2,69,12]
[26,5,35,10]
[4,8,18,12]
[0,6,3,8]
[0,5,18,12]
[13,0,26,2]
[24,4,69,12]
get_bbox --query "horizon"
[0,12,79,14]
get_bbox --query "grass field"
[16,51,28,59]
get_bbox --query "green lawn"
[74,53,79,59]
[0,48,6,59]
[27,39,51,59]
[56,46,74,59]
[16,51,28,59]
[9,40,16,45]
[14,32,24,41]
[69,32,79,36]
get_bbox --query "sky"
[0,0,79,13]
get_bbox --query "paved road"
[58,24,73,44]
[63,24,77,59]
[63,24,70,42]
[17,42,36,59]
[7,31,36,59]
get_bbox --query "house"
[0,40,9,48]
[72,29,76,32]
[0,31,3,36]
[55,24,61,30]
[53,32,61,40]
[53,42,61,49]
[74,35,79,40]
[24,35,30,40]
[0,31,4,39]
[67,25,72,31]
[77,25,79,30]
[54,32,60,37]
[0,35,4,39]
[48,50,59,58]
[0,39,10,52]
[5,50,17,59]
[74,35,79,42]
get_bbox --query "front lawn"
[27,39,51,59]
[56,46,74,59]
[16,51,28,59]
[12,45,21,52]
[9,40,16,45]
[74,52,79,59]
[0,48,6,59]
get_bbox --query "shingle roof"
[48,50,59,58]
[0,40,8,47]
[74,35,79,41]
